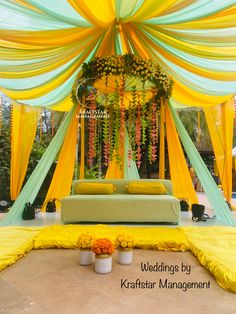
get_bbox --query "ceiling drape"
[0,0,236,110]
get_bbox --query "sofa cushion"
[127,181,167,195]
[75,182,116,195]
[61,194,180,224]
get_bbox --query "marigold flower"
[92,238,114,256]
[116,233,134,249]
[77,232,95,249]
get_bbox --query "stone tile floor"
[0,193,236,313]
[1,249,236,314]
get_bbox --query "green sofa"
[61,179,181,224]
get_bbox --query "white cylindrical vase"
[117,248,133,265]
[78,249,95,266]
[94,255,112,274]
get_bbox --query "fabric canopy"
[1,0,236,110]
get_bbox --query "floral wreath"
[71,54,173,168]
[72,54,173,104]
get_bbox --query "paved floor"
[1,249,235,314]
[0,193,236,313]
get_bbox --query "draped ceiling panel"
[0,0,236,110]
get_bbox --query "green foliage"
[71,54,174,172]
[0,99,63,203]
[0,125,10,200]
[72,54,173,104]
[76,164,103,179]
[178,109,212,149]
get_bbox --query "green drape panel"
[168,100,235,226]
[124,128,140,179]
[42,105,79,212]
[1,1,236,110]
[0,104,77,226]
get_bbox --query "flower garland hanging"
[72,54,173,170]
[87,93,97,167]
[73,54,173,104]
[136,94,142,169]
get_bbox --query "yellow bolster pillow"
[76,183,116,195]
[127,182,167,195]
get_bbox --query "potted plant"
[92,238,114,273]
[77,232,95,265]
[115,233,134,265]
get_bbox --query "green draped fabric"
[168,100,235,226]
[123,129,140,180]
[1,1,236,110]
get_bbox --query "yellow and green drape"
[1,0,236,111]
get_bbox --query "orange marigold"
[92,238,114,256]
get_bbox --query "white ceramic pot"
[117,248,133,265]
[78,249,95,266]
[94,255,112,274]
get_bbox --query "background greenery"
[1,93,234,203]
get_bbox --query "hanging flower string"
[156,110,159,144]
[128,86,137,149]
[102,95,110,165]
[87,93,97,167]
[197,111,201,148]
[141,84,147,145]
[72,54,173,172]
[127,87,137,168]
[107,96,115,160]
[119,75,126,162]
[136,94,142,168]
[113,82,122,165]
[149,101,158,163]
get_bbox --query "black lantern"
[46,199,56,213]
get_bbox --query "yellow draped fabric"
[204,98,234,205]
[159,100,165,179]
[42,106,79,211]
[221,98,235,204]
[10,103,39,200]
[165,104,198,204]
[105,158,123,179]
[1,1,236,110]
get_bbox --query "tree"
[178,109,212,149]
[0,125,10,200]
[0,92,64,203]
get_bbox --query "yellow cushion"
[75,183,116,195]
[127,181,167,195]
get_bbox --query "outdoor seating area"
[0,1,236,312]
[61,179,180,224]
